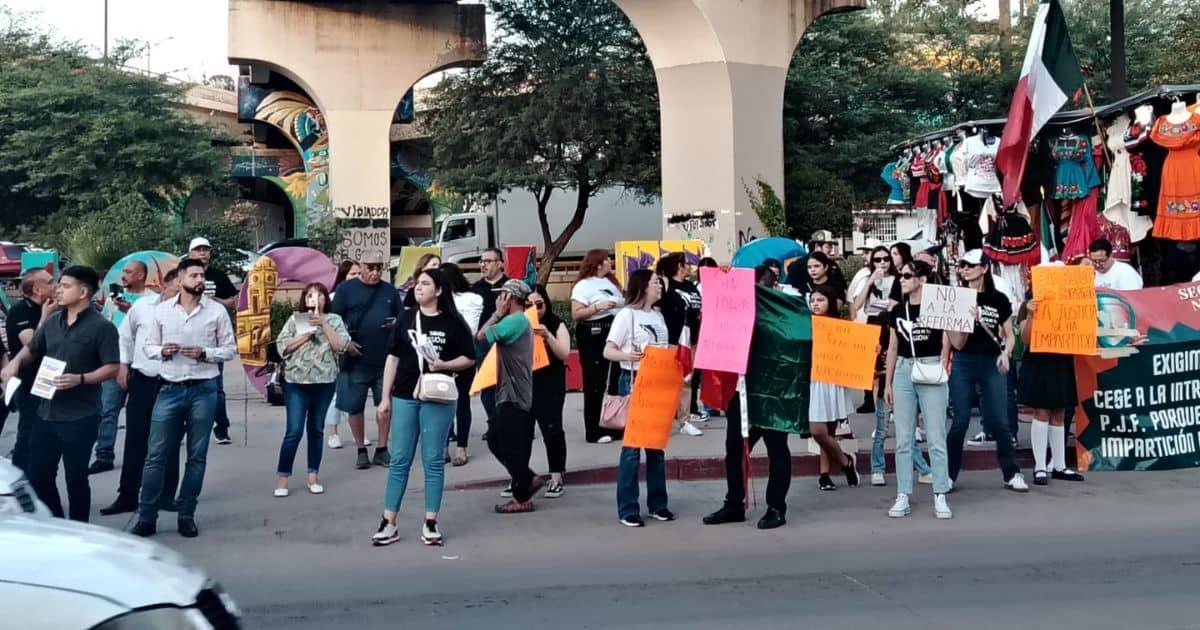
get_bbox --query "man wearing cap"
[475,280,539,513]
[332,251,401,470]
[187,238,239,446]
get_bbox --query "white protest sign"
[919,284,977,333]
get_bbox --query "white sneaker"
[1005,473,1030,493]
[273,488,289,498]
[887,494,911,518]
[307,483,324,495]
[934,493,953,519]
[422,519,443,546]
[680,421,703,436]
[916,427,926,443]
[597,436,613,444]
[364,438,372,447]
[917,473,933,485]
[327,434,343,449]
[371,519,399,546]
[871,473,885,486]
[967,431,992,445]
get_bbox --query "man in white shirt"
[1089,238,1143,291]
[99,269,181,516]
[130,259,236,539]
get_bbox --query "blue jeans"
[947,352,1020,482]
[871,395,931,476]
[383,397,456,514]
[277,382,336,476]
[138,378,218,522]
[891,358,951,495]
[617,447,667,519]
[93,379,127,464]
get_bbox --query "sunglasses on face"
[956,262,981,269]
[899,272,919,280]
[872,257,890,263]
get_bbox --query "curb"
[450,446,1067,491]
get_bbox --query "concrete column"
[613,0,864,260]
[228,0,485,260]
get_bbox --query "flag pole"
[1081,82,1111,170]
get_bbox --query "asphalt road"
[168,470,1200,630]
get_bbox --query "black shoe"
[619,515,645,527]
[88,460,114,475]
[1033,470,1049,486]
[160,500,178,512]
[843,455,860,488]
[1051,468,1085,482]
[702,505,745,525]
[756,507,786,530]
[356,448,371,470]
[818,474,837,491]
[856,401,875,414]
[481,431,490,442]
[213,427,232,445]
[650,508,675,522]
[129,521,156,537]
[178,519,199,538]
[372,447,390,467]
[99,500,136,516]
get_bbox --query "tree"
[424,0,660,283]
[0,11,231,232]
[62,192,176,270]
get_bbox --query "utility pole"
[1110,0,1127,98]
[103,0,108,59]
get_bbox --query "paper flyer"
[32,357,66,400]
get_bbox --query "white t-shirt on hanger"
[963,134,1002,198]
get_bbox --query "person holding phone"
[274,283,349,497]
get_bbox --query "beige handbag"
[413,312,458,403]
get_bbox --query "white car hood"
[0,515,208,609]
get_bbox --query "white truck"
[432,187,663,264]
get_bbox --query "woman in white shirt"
[571,249,625,444]
[603,270,685,527]
[439,262,484,466]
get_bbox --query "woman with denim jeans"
[883,261,953,519]
[275,283,350,497]
[604,270,684,528]
[371,270,475,547]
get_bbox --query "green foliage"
[270,300,297,343]
[745,179,788,238]
[62,192,176,270]
[425,0,660,281]
[0,10,232,231]
[306,214,344,263]
[166,215,253,276]
[551,299,577,349]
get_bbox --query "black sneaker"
[88,460,114,475]
[756,507,786,530]
[856,401,875,414]
[177,519,199,538]
[843,454,860,488]
[373,448,390,467]
[422,519,443,546]
[818,474,837,491]
[129,520,156,537]
[213,427,232,445]
[355,449,371,470]
[702,505,746,525]
[619,515,645,527]
[650,508,675,522]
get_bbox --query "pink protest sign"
[694,267,756,374]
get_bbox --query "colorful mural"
[100,251,180,293]
[614,240,708,286]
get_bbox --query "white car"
[0,456,49,517]
[0,506,241,629]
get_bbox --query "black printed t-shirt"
[889,301,943,359]
[388,310,475,400]
[661,278,701,346]
[959,287,1012,355]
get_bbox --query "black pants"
[576,316,619,442]
[449,368,474,449]
[29,416,100,522]
[114,370,179,506]
[533,392,567,474]
[487,402,537,502]
[11,386,39,474]
[722,401,791,513]
[214,362,230,432]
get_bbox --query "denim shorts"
[335,367,385,414]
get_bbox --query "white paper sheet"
[31,357,66,400]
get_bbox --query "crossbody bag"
[413,312,458,403]
[906,300,949,386]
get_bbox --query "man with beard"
[186,237,237,445]
[130,259,236,538]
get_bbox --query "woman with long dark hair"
[371,269,475,547]
[808,285,860,491]
[275,282,350,497]
[326,260,362,450]
[440,262,484,466]
[655,252,704,437]
[605,270,680,527]
[529,285,571,497]
[798,251,846,309]
[571,249,624,444]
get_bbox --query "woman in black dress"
[1018,296,1085,485]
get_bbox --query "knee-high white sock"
[1049,424,1067,471]
[1030,420,1049,472]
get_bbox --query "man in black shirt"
[187,237,238,445]
[471,248,509,421]
[1,266,120,522]
[4,268,53,473]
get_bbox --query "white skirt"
[809,382,851,423]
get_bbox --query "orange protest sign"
[1030,265,1097,355]
[811,317,880,390]
[623,347,684,451]
[469,310,549,395]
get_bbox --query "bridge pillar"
[228,0,485,261]
[613,0,864,259]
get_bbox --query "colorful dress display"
[963,134,1001,198]
[1051,133,1100,199]
[1149,112,1200,241]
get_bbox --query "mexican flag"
[997,0,1084,206]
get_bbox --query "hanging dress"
[882,162,905,204]
[1103,115,1153,243]
[1149,112,1200,241]
[984,209,1040,266]
[1051,133,1101,262]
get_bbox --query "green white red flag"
[997,0,1084,206]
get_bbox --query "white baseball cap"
[188,237,212,251]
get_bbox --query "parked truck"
[432,187,663,264]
